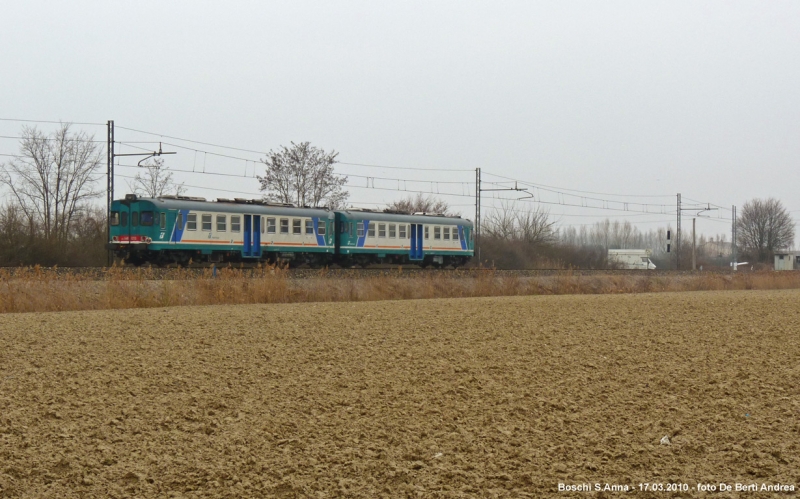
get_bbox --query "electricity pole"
[692,217,696,270]
[475,167,481,262]
[107,120,115,266]
[732,205,737,271]
[474,168,532,265]
[676,193,681,269]
[676,194,716,270]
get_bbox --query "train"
[107,194,474,267]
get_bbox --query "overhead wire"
[0,117,107,126]
[482,171,676,198]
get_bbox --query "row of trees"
[0,131,795,267]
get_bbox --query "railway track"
[0,266,745,280]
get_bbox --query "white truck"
[607,249,656,270]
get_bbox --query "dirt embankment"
[1,290,799,497]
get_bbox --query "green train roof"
[113,197,335,218]
[337,209,473,227]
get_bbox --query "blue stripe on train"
[313,217,326,246]
[356,220,370,248]
[171,209,190,242]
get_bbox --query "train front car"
[108,195,166,265]
[108,195,336,266]
[335,209,474,267]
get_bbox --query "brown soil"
[1,290,798,498]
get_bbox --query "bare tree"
[257,142,348,208]
[0,124,103,242]
[736,197,795,262]
[483,202,517,240]
[386,193,450,214]
[128,158,186,198]
[484,201,556,245]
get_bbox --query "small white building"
[774,251,800,270]
[608,249,656,270]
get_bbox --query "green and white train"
[108,195,474,267]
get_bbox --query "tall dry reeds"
[2,266,800,314]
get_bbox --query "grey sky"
[2,1,799,240]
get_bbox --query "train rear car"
[335,209,473,267]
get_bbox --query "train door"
[409,223,424,260]
[242,214,262,258]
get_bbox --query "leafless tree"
[484,201,556,245]
[736,197,795,262]
[386,193,450,214]
[0,124,103,242]
[257,142,348,208]
[128,158,186,198]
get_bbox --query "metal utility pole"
[732,205,737,271]
[107,120,115,266]
[677,193,717,270]
[475,167,481,262]
[692,217,696,270]
[474,168,532,265]
[676,193,681,269]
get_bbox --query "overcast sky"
[2,1,799,240]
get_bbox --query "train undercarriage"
[111,245,470,269]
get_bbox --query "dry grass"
[2,266,800,313]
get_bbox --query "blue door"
[242,215,262,258]
[409,223,424,260]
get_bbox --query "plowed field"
[1,290,799,498]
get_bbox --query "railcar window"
[160,213,166,230]
[350,222,356,237]
[389,224,396,238]
[120,212,128,227]
[261,216,265,234]
[293,219,301,235]
[110,211,120,226]
[231,215,241,232]
[267,218,276,234]
[317,222,326,236]
[425,226,429,239]
[177,213,183,230]
[399,224,406,239]
[305,219,314,234]
[434,226,441,240]
[280,218,289,234]
[378,223,386,238]
[187,214,197,231]
[217,215,226,232]
[202,214,212,231]
[141,211,154,226]
[357,222,365,237]
[368,223,375,237]
[132,212,139,227]
[443,227,450,240]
